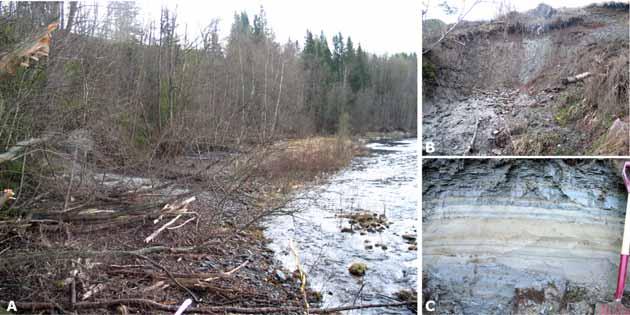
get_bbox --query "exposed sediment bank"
[423,159,628,314]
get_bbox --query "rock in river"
[348,262,368,277]
[274,270,287,282]
[402,233,416,242]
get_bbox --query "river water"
[263,138,418,314]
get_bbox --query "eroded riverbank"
[422,3,629,156]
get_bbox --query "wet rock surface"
[422,159,629,314]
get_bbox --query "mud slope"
[422,159,628,314]
[422,3,629,155]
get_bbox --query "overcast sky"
[131,0,419,55]
[423,0,614,24]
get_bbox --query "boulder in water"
[348,262,367,276]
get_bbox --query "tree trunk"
[270,61,285,136]
[64,2,77,34]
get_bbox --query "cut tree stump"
[0,22,58,79]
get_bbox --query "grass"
[362,130,411,141]
[513,132,566,155]
[246,136,365,201]
[198,135,367,213]
[554,106,571,126]
[554,92,586,127]
[591,117,629,155]
[589,132,609,154]
[260,136,358,182]
[548,86,628,155]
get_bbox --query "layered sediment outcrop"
[423,159,628,314]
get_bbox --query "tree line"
[0,2,416,162]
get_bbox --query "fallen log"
[108,269,226,281]
[145,196,196,243]
[0,137,48,164]
[0,299,412,314]
[131,253,200,302]
[0,246,196,266]
[562,72,591,85]
[108,260,249,282]
[81,284,105,301]
[145,214,182,243]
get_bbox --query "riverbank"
[359,130,416,142]
[0,134,413,314]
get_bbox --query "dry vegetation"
[256,137,364,186]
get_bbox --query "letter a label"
[6,300,17,312]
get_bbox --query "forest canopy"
[0,2,416,161]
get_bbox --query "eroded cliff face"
[422,159,628,314]
[422,3,629,155]
[424,3,628,98]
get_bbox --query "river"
[264,138,418,314]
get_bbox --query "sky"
[422,0,618,24]
[131,0,420,55]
